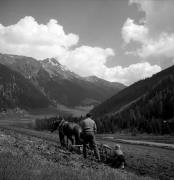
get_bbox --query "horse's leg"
[68,135,74,145]
[73,127,79,145]
[59,131,65,147]
[74,134,82,152]
[78,130,83,145]
[75,135,78,145]
[75,134,81,145]
[66,136,69,147]
[62,136,65,147]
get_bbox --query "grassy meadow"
[0,128,153,180]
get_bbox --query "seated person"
[109,144,125,169]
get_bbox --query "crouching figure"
[109,144,125,169]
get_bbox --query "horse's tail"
[74,125,83,145]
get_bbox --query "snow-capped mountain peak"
[41,58,79,79]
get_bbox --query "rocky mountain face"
[0,53,125,111]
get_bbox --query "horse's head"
[50,116,63,132]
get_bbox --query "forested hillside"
[92,65,174,117]
[95,75,174,134]
[0,64,50,111]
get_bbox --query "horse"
[51,116,82,147]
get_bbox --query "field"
[98,138,174,179]
[0,127,152,180]
[98,133,174,145]
[0,114,174,180]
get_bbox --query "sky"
[0,0,174,85]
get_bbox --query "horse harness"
[58,119,68,133]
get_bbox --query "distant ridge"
[0,53,125,111]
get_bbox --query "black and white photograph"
[0,0,174,179]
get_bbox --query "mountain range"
[0,53,125,113]
[1,52,173,134]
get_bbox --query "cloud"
[0,16,79,59]
[59,47,161,85]
[130,0,174,34]
[122,0,174,60]
[138,33,174,58]
[0,16,161,85]
[122,18,148,44]
[59,46,115,77]
[100,62,161,85]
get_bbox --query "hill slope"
[94,74,174,134]
[91,65,174,117]
[0,64,50,111]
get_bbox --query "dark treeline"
[95,75,174,135]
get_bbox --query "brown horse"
[51,117,82,147]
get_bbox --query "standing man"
[80,113,100,161]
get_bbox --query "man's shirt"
[111,149,124,157]
[80,118,97,133]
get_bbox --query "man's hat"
[86,113,92,118]
[114,144,121,149]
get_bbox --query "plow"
[70,143,122,167]
[1,125,125,168]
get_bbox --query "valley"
[0,53,125,112]
[0,53,174,180]
[1,1,174,180]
